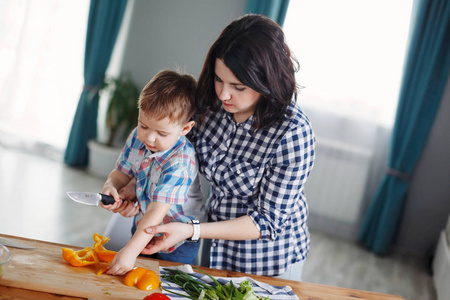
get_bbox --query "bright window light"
[0,0,89,149]
[284,0,413,127]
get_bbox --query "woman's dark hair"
[195,14,299,129]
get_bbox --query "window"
[284,0,413,127]
[0,0,89,149]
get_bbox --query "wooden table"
[0,234,405,300]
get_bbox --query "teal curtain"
[64,0,127,166]
[245,0,290,26]
[358,0,450,255]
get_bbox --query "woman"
[127,14,315,280]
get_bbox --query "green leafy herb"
[161,268,269,300]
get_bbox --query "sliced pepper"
[124,267,147,286]
[61,246,99,267]
[96,266,109,276]
[93,232,117,263]
[137,270,160,291]
[124,267,160,291]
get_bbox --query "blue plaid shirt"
[189,102,315,276]
[116,128,199,248]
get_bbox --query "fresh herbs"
[161,268,269,300]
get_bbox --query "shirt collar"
[223,109,255,133]
[140,137,185,160]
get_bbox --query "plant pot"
[87,140,122,179]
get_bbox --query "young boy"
[101,70,206,275]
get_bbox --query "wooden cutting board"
[1,235,161,299]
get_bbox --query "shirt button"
[212,243,217,247]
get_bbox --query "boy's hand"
[110,179,139,217]
[106,247,137,275]
[101,184,123,211]
[118,180,137,202]
[113,200,141,217]
[101,169,133,211]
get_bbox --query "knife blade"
[66,191,115,206]
[0,237,35,249]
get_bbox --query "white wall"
[118,0,246,87]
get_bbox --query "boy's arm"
[106,201,171,275]
[126,201,171,252]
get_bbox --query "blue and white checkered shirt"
[189,102,315,276]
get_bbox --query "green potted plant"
[102,76,140,147]
[88,75,140,178]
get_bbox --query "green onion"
[161,268,270,300]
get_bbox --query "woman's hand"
[141,222,193,255]
[140,217,261,255]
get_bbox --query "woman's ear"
[180,120,195,136]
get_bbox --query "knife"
[66,191,115,206]
[0,237,35,249]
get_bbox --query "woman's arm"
[198,216,261,240]
[248,119,316,241]
[141,215,260,255]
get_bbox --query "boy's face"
[137,111,194,153]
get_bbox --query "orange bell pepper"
[61,247,99,267]
[136,270,160,291]
[93,233,117,263]
[124,267,146,285]
[124,267,160,291]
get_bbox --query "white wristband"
[187,219,200,242]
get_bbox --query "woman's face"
[214,59,262,124]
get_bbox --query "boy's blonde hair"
[138,70,197,124]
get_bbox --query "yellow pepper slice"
[93,233,117,263]
[61,247,99,267]
[124,267,160,291]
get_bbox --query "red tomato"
[143,293,170,300]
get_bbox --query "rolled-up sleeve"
[249,121,315,240]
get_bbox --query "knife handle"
[100,194,115,205]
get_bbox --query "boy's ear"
[180,120,195,136]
